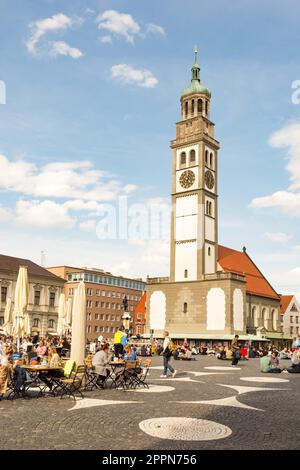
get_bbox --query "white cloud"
[146,23,166,36]
[111,64,158,88]
[0,154,137,201]
[269,122,300,190]
[250,122,300,216]
[49,41,83,59]
[0,206,12,221]
[264,232,292,244]
[100,35,112,44]
[26,13,73,55]
[79,219,97,232]
[15,200,76,229]
[250,190,300,216]
[97,10,140,44]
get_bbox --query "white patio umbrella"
[57,292,67,336]
[65,297,73,331]
[12,266,29,349]
[3,298,12,336]
[70,281,86,365]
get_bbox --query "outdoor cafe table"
[21,365,63,397]
[109,360,125,388]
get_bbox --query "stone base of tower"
[145,272,247,340]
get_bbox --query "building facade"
[280,295,300,338]
[145,50,281,342]
[133,292,146,336]
[0,254,65,336]
[47,266,146,341]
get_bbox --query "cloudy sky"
[0,0,300,296]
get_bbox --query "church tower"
[170,48,220,282]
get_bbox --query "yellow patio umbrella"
[12,265,29,348]
[3,298,12,336]
[70,281,86,365]
[57,292,67,336]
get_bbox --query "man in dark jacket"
[231,334,240,366]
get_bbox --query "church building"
[145,50,283,343]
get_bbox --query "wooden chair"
[114,361,137,390]
[131,359,151,389]
[56,365,86,400]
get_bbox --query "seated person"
[286,350,300,373]
[279,348,291,360]
[249,347,257,358]
[260,350,281,373]
[39,348,64,390]
[217,345,226,360]
[260,350,271,373]
[180,348,193,360]
[269,351,281,373]
[34,341,47,357]
[12,359,27,397]
[92,343,112,385]
[124,345,137,361]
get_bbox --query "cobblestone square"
[0,356,299,450]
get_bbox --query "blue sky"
[0,0,300,296]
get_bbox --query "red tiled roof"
[279,295,293,313]
[218,245,280,300]
[0,254,64,282]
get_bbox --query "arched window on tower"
[184,269,188,278]
[183,302,188,313]
[191,99,194,115]
[180,152,186,166]
[198,98,203,114]
[189,149,196,164]
[208,247,211,256]
[205,100,208,116]
[210,152,214,169]
[185,101,188,118]
[205,150,208,165]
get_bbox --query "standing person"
[114,325,126,358]
[160,330,177,378]
[231,334,240,366]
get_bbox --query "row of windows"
[290,316,299,323]
[67,272,145,291]
[180,149,196,166]
[86,313,123,322]
[86,300,134,311]
[87,325,120,334]
[84,288,140,301]
[290,326,299,335]
[1,286,56,307]
[183,98,208,118]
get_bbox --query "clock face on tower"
[179,170,195,189]
[204,170,215,190]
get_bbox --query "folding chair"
[83,357,103,391]
[114,361,137,390]
[131,359,151,389]
[57,365,86,400]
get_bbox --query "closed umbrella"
[70,281,86,365]
[66,297,73,332]
[12,266,29,349]
[57,292,67,336]
[3,298,12,336]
